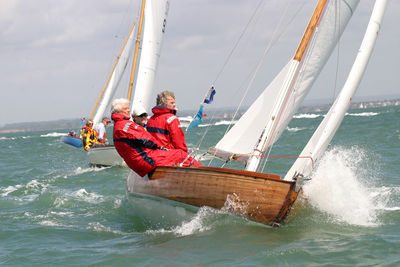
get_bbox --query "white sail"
[93,25,136,126]
[284,0,387,181]
[131,0,169,113]
[212,0,359,172]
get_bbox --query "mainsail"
[284,0,387,181]
[92,24,137,126]
[91,0,169,126]
[131,0,170,113]
[211,0,360,172]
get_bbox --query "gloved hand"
[158,146,168,151]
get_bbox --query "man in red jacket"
[111,98,201,177]
[147,91,188,152]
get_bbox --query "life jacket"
[147,106,188,152]
[81,126,98,151]
[112,113,202,176]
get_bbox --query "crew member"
[95,117,111,144]
[111,98,202,177]
[131,104,148,128]
[81,120,99,151]
[147,91,188,152]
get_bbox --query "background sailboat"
[126,0,387,226]
[87,0,170,166]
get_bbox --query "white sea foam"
[198,123,212,127]
[0,136,17,140]
[146,207,217,236]
[1,185,23,196]
[72,166,109,176]
[39,220,64,227]
[87,222,125,235]
[70,189,104,203]
[171,207,213,236]
[287,127,306,132]
[215,120,238,126]
[293,113,322,119]
[346,112,379,117]
[40,132,66,137]
[303,146,384,226]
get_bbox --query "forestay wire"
[200,1,307,167]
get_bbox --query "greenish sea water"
[1,105,399,266]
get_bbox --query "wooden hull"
[87,145,126,167]
[60,136,82,148]
[127,166,299,226]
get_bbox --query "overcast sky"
[1,0,399,126]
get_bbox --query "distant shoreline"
[1,98,398,134]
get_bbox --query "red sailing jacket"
[112,113,201,177]
[147,106,188,152]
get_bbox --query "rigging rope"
[191,0,267,164]
[333,0,342,103]
[192,0,308,169]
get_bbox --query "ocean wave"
[346,112,379,117]
[197,123,212,127]
[287,127,307,132]
[1,179,48,199]
[215,120,238,126]
[0,185,23,197]
[86,222,125,235]
[0,136,21,140]
[191,120,237,128]
[70,189,104,204]
[146,206,217,236]
[293,113,323,119]
[40,132,66,137]
[72,166,110,176]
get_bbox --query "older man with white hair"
[111,98,202,177]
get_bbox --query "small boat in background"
[60,132,82,148]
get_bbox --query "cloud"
[0,0,399,125]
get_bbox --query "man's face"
[165,96,176,110]
[120,103,131,118]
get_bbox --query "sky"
[1,0,399,126]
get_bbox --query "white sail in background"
[131,0,169,113]
[93,25,136,126]
[213,0,359,171]
[284,0,387,181]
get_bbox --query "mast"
[127,0,146,102]
[245,0,328,172]
[284,0,388,181]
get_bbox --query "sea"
[1,104,399,266]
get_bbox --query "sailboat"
[61,0,169,166]
[126,0,387,226]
